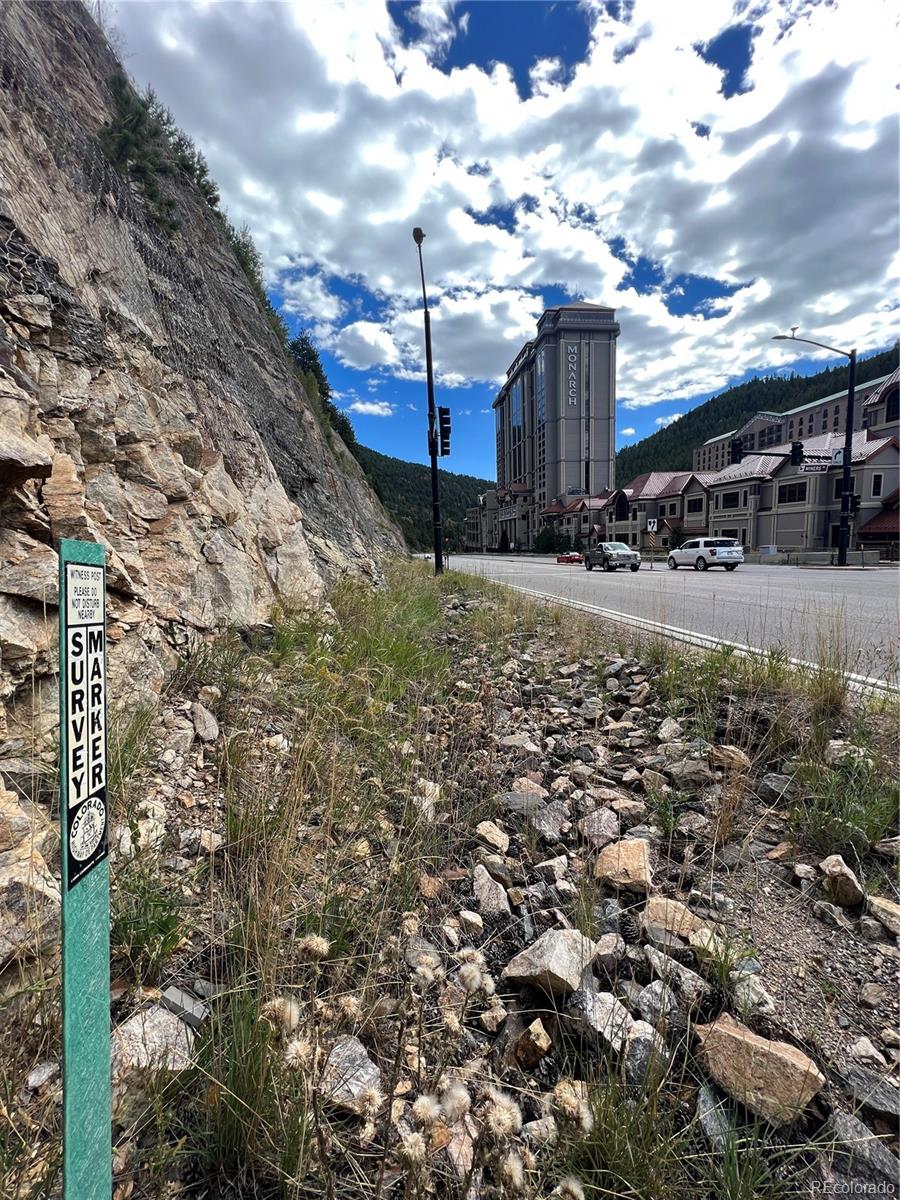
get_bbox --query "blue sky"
[113,0,897,481]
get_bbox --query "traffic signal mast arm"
[728,437,805,466]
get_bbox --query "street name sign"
[59,539,111,1199]
[800,463,829,473]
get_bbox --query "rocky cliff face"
[0,3,402,770]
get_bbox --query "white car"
[667,537,744,571]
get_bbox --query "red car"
[556,551,584,564]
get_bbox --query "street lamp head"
[412,227,425,246]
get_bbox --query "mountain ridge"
[615,344,898,481]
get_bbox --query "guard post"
[58,539,111,1198]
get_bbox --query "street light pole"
[772,332,857,566]
[413,227,443,576]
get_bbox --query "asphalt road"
[446,554,900,682]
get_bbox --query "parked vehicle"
[667,537,744,571]
[585,542,641,572]
[556,551,584,564]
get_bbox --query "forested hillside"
[357,446,493,550]
[616,344,898,480]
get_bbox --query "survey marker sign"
[59,539,112,1199]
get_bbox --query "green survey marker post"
[58,539,112,1198]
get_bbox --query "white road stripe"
[489,581,898,697]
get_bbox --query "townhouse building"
[693,373,893,472]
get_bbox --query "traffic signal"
[729,437,743,465]
[850,493,861,516]
[438,406,451,456]
[789,441,804,466]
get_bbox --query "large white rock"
[320,1035,381,1113]
[503,928,602,996]
[111,1005,194,1124]
[0,843,60,967]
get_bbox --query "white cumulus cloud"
[110,0,898,409]
[345,400,394,416]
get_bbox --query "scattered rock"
[643,945,709,1008]
[190,702,219,743]
[0,844,60,967]
[826,1110,900,1189]
[623,1020,670,1086]
[111,1005,194,1124]
[849,1036,887,1067]
[473,864,510,915]
[695,1013,825,1126]
[475,820,509,853]
[859,982,888,1010]
[503,929,602,996]
[577,807,619,850]
[594,838,651,892]
[867,895,900,937]
[831,1063,900,1121]
[813,901,855,932]
[709,745,752,772]
[872,835,900,860]
[757,774,794,804]
[695,1083,734,1152]
[458,910,483,936]
[320,1036,381,1114]
[638,979,678,1027]
[567,986,633,1050]
[819,855,865,908]
[515,1018,552,1069]
[658,717,682,741]
[642,895,711,939]
[731,973,777,1018]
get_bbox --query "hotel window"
[872,473,883,498]
[536,349,546,425]
[833,412,839,429]
[722,491,740,510]
[670,502,678,516]
[687,496,703,514]
[821,408,828,432]
[742,490,748,506]
[777,481,807,504]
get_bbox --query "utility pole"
[413,227,443,576]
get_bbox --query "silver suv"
[585,542,641,572]
[667,538,744,571]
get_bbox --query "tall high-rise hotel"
[492,302,619,547]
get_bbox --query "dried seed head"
[413,965,436,989]
[552,1177,586,1200]
[439,1080,470,1123]
[458,962,483,994]
[338,993,362,1021]
[552,1079,582,1121]
[400,912,420,936]
[500,1150,526,1193]
[284,1036,313,1071]
[359,1086,385,1119]
[481,972,496,997]
[397,1129,428,1173]
[359,1119,376,1147]
[442,1009,462,1035]
[411,1093,442,1126]
[480,1086,522,1140]
[261,996,301,1034]
[297,933,331,961]
[455,946,487,968]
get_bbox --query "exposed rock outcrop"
[0,2,402,781]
